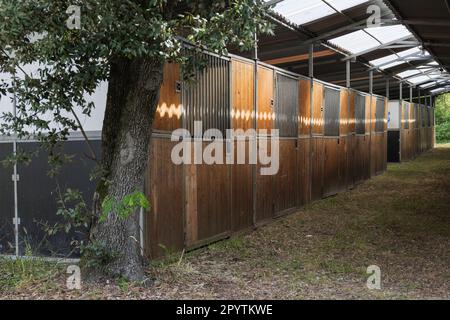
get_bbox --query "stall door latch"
[175,81,182,93]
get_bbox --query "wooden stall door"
[299,79,311,136]
[311,137,324,201]
[185,143,231,248]
[256,137,274,223]
[147,138,184,259]
[146,63,184,258]
[257,66,274,133]
[231,59,255,232]
[323,138,340,197]
[274,139,298,216]
[298,79,312,206]
[298,138,311,206]
[312,83,324,135]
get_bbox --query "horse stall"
[350,91,371,184]
[370,95,388,175]
[387,100,435,163]
[1,48,391,259]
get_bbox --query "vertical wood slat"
[153,64,182,132]
[257,66,274,133]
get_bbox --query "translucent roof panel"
[397,70,421,78]
[268,0,369,26]
[327,0,371,11]
[430,87,448,93]
[420,81,437,89]
[408,75,432,85]
[329,25,413,55]
[329,30,380,53]
[370,47,426,70]
[365,25,412,44]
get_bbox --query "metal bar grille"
[355,93,366,135]
[375,99,385,133]
[403,102,410,129]
[183,52,230,137]
[414,104,419,129]
[275,73,299,137]
[324,87,340,137]
[421,105,426,128]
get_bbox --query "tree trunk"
[90,57,164,281]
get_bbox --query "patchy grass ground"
[1,145,450,300]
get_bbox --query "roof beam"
[263,49,335,65]
[401,19,450,27]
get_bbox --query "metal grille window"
[403,102,409,129]
[355,94,366,135]
[324,87,340,137]
[375,99,385,133]
[431,108,435,126]
[414,104,419,129]
[275,73,299,137]
[422,106,426,127]
[183,52,230,138]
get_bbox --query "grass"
[1,144,449,299]
[0,257,64,295]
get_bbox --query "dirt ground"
[1,145,449,300]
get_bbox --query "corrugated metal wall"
[403,102,410,129]
[420,106,427,128]
[324,87,341,137]
[375,98,385,133]
[355,93,366,135]
[275,73,298,137]
[183,53,231,137]
[414,104,419,129]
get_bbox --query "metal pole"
[309,44,314,202]
[386,79,390,99]
[369,71,373,94]
[12,74,19,257]
[252,31,258,227]
[410,86,413,102]
[399,81,402,160]
[346,60,351,88]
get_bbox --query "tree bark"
[90,57,163,281]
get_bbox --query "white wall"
[0,64,107,136]
[388,100,400,130]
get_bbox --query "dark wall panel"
[13,140,100,256]
[0,143,15,254]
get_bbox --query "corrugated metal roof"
[249,0,450,98]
